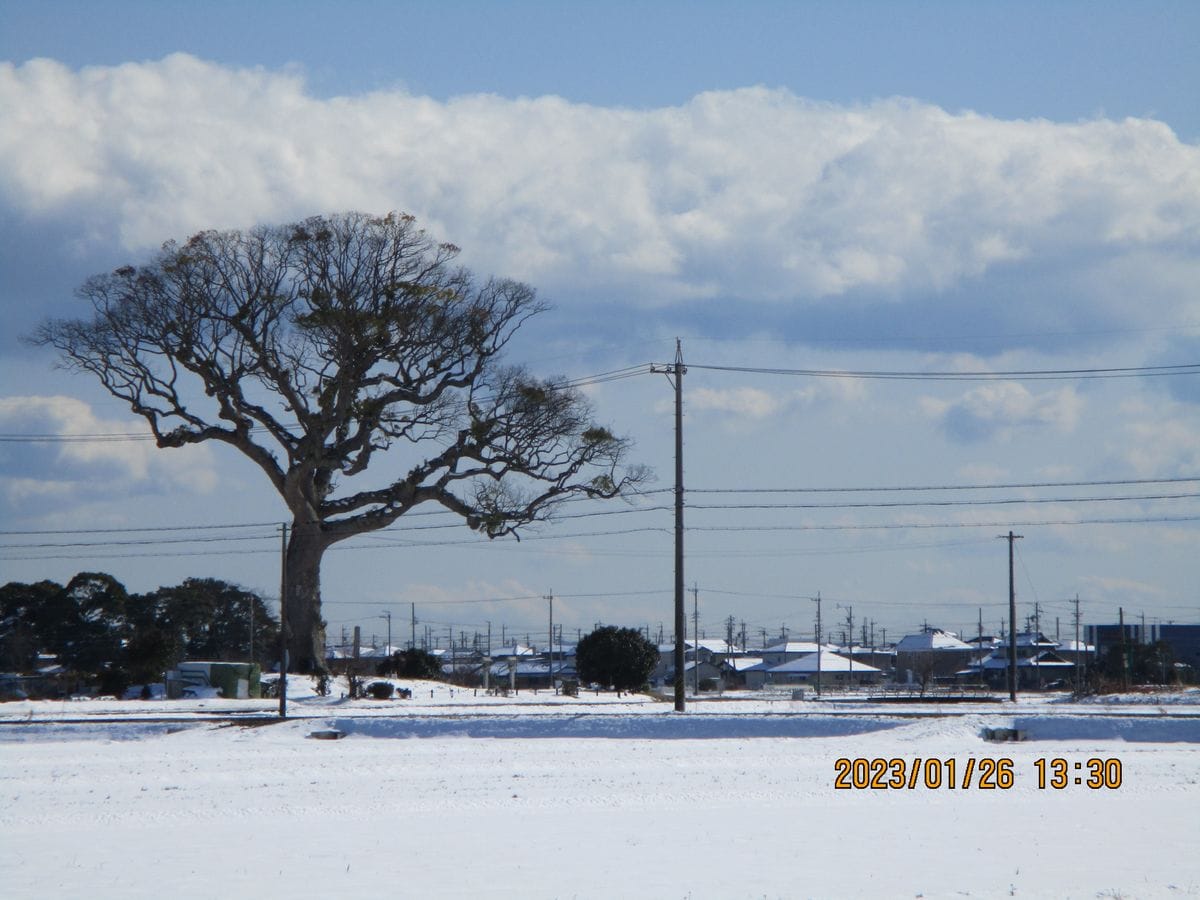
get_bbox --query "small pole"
[692,583,700,695]
[812,593,823,697]
[1001,531,1023,702]
[546,591,554,692]
[652,339,687,712]
[278,523,288,719]
[380,611,392,667]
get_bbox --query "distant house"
[745,650,882,689]
[716,656,764,688]
[650,639,733,687]
[759,640,839,668]
[895,629,977,682]
[960,633,1077,689]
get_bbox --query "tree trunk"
[284,525,330,674]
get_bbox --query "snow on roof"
[768,651,881,674]
[763,641,841,655]
[490,644,536,657]
[727,657,764,671]
[489,661,553,675]
[1015,632,1059,648]
[1057,639,1096,652]
[977,651,1075,669]
[895,630,973,651]
[657,639,736,654]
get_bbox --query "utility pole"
[1001,531,1023,702]
[844,605,854,687]
[278,522,288,719]
[545,591,555,691]
[811,593,823,697]
[1119,607,1130,690]
[1080,595,1089,696]
[692,583,700,695]
[977,607,985,677]
[410,603,417,651]
[652,339,687,712]
[380,611,392,659]
[1032,600,1041,687]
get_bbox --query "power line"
[688,475,1200,494]
[685,514,1200,532]
[687,361,1200,381]
[4,476,1192,539]
[13,512,1196,563]
[686,491,1200,511]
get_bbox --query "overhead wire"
[687,361,1200,382]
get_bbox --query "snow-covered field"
[3,683,1198,899]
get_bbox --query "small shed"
[166,661,261,699]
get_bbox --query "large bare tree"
[33,212,646,672]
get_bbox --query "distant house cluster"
[309,621,1200,696]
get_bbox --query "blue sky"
[1,1,1199,650]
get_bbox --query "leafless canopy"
[33,212,647,545]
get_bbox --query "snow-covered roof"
[895,630,973,651]
[763,640,840,655]
[487,662,552,676]
[490,644,536,657]
[768,651,881,674]
[657,639,736,654]
[976,650,1075,669]
[1015,632,1059,648]
[1057,639,1096,652]
[726,657,764,671]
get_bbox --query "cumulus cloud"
[683,376,866,423]
[690,387,783,419]
[1119,417,1200,476]
[0,395,217,505]
[1,54,1198,320]
[922,382,1083,442]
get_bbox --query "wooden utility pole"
[546,591,554,691]
[844,605,854,686]
[1001,531,1023,702]
[652,339,687,712]
[1080,595,1089,696]
[811,593,823,697]
[278,522,288,719]
[1120,607,1130,689]
[692,584,700,695]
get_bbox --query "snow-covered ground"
[3,682,1198,899]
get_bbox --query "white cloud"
[685,377,866,423]
[0,394,217,498]
[1119,418,1200,476]
[923,382,1083,443]
[2,55,1198,317]
[690,387,783,420]
[1079,574,1165,602]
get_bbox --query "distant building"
[744,650,882,689]
[895,629,976,681]
[960,633,1076,689]
[1086,623,1200,673]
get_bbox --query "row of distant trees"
[0,572,279,695]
